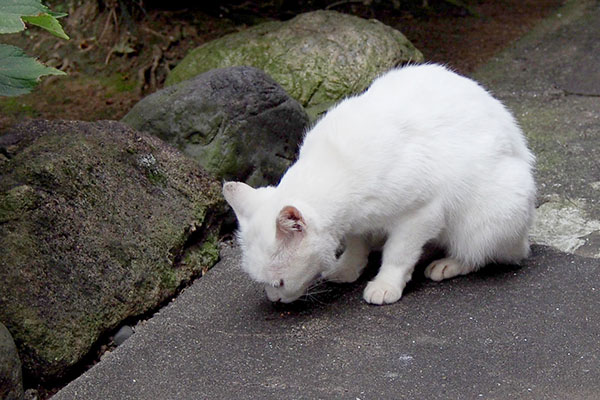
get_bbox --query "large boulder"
[165,10,424,117]
[123,66,309,187]
[0,120,224,381]
[0,323,23,400]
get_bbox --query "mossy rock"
[0,323,23,400]
[0,120,224,381]
[166,10,423,118]
[123,66,309,187]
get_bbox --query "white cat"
[223,64,535,305]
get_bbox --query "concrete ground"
[54,1,600,399]
[474,0,600,259]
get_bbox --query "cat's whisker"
[306,288,331,296]
[303,292,327,305]
[303,283,334,305]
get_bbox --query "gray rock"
[0,120,224,381]
[0,322,23,400]
[113,325,134,346]
[123,66,308,187]
[165,10,423,118]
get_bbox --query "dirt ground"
[0,0,564,133]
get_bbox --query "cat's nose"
[265,285,283,303]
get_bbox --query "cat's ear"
[223,181,258,220]
[276,205,306,242]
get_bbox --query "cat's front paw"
[363,280,403,305]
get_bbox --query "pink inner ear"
[276,206,306,238]
[280,206,302,223]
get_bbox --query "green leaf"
[0,44,65,97]
[0,0,49,33]
[48,10,67,18]
[22,13,69,39]
[0,0,68,37]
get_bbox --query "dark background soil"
[1,0,564,133]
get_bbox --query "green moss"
[101,73,138,94]
[193,205,207,225]
[166,11,423,109]
[147,169,167,186]
[305,101,335,123]
[202,136,229,178]
[0,97,37,117]
[1,120,225,380]
[511,100,576,175]
[159,266,179,292]
[0,185,38,223]
[183,233,220,270]
[6,304,82,376]
[165,21,281,87]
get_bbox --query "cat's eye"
[335,241,346,259]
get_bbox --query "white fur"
[223,64,536,305]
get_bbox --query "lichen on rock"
[0,120,224,381]
[166,10,423,118]
[123,66,309,187]
[0,322,23,400]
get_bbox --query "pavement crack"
[562,89,600,98]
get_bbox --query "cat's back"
[281,64,533,211]
[300,64,529,162]
[364,64,509,127]
[368,63,477,95]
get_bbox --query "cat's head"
[223,182,337,303]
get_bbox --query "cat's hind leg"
[424,257,477,281]
[428,159,535,280]
[424,234,530,282]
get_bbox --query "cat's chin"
[264,285,303,303]
[265,292,301,304]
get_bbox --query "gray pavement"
[55,244,600,400]
[54,1,600,399]
[474,0,600,258]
